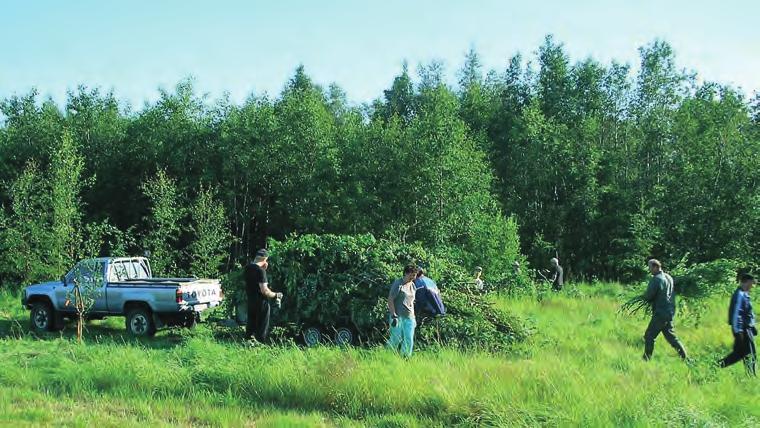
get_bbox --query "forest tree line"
[1,36,758,288]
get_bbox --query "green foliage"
[65,258,106,342]
[219,264,246,316]
[267,234,390,337]
[80,221,137,258]
[66,259,104,311]
[671,258,741,325]
[0,162,55,287]
[0,131,90,288]
[671,257,740,300]
[188,186,230,278]
[225,234,531,350]
[416,287,531,351]
[619,295,653,317]
[611,207,659,283]
[1,36,759,285]
[49,131,86,273]
[140,170,183,276]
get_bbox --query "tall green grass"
[0,285,757,427]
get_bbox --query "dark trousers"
[643,317,687,360]
[245,299,271,342]
[719,330,756,375]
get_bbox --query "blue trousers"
[387,316,416,357]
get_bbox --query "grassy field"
[0,284,757,427]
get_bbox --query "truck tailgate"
[178,279,222,310]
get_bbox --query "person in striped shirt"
[719,273,757,375]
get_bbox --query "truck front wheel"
[126,307,157,337]
[30,302,54,332]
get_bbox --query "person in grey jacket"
[719,273,756,375]
[642,259,688,361]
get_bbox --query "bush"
[671,258,742,325]
[224,233,529,350]
[417,287,531,351]
[670,257,740,300]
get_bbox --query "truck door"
[59,259,108,313]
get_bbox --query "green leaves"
[50,131,85,274]
[188,187,230,278]
[141,170,182,276]
[0,131,90,287]
[226,233,530,349]
[0,38,758,287]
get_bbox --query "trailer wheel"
[126,306,156,337]
[303,326,322,347]
[334,327,354,346]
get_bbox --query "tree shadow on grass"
[0,318,27,339]
[0,315,187,349]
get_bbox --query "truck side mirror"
[61,275,67,286]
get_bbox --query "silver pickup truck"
[21,257,223,336]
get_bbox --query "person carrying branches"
[718,273,757,375]
[641,259,688,361]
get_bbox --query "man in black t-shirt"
[244,249,282,342]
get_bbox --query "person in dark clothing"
[244,249,282,342]
[719,274,756,375]
[642,259,688,361]
[550,258,563,291]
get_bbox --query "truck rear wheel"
[183,313,198,329]
[126,307,156,337]
[30,302,54,333]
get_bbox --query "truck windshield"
[66,259,106,285]
[109,259,151,282]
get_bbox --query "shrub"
[671,258,742,325]
[224,233,529,350]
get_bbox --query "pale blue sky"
[1,0,758,108]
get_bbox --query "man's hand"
[274,293,283,309]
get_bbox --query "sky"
[1,0,758,108]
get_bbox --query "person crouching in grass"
[387,264,418,357]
